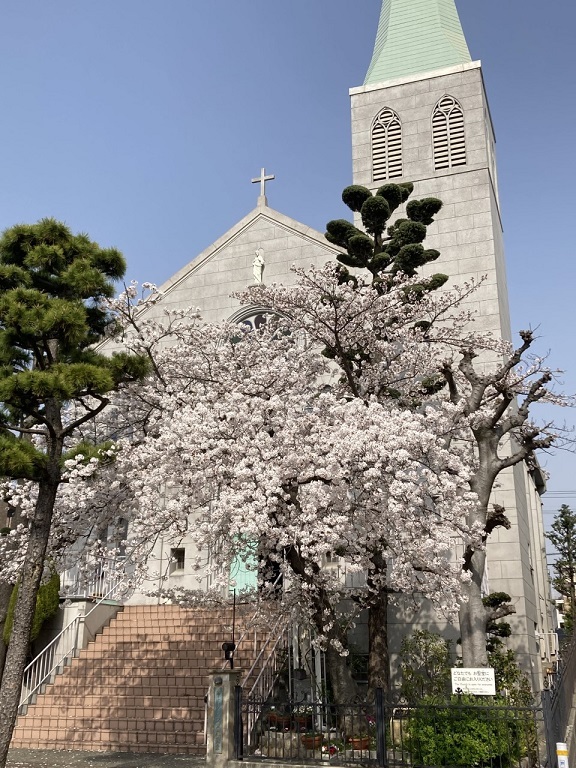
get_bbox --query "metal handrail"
[60,556,127,600]
[19,578,127,711]
[241,614,288,696]
[241,618,290,749]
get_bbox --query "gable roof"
[157,204,343,299]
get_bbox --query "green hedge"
[405,695,525,767]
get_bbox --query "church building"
[11,0,557,755]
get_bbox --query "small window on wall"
[433,95,466,170]
[170,548,185,573]
[372,107,403,182]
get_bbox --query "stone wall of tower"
[350,62,511,340]
[349,61,553,690]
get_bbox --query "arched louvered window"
[433,96,466,170]
[372,107,402,182]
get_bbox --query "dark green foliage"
[375,184,403,213]
[326,182,443,284]
[400,632,535,764]
[347,234,375,264]
[426,273,449,290]
[0,218,150,482]
[3,573,60,645]
[486,621,512,639]
[419,375,447,395]
[488,646,534,707]
[62,440,115,467]
[483,593,515,654]
[395,244,427,274]
[388,221,427,251]
[406,197,443,225]
[325,219,359,249]
[483,592,512,608]
[341,185,372,212]
[360,196,390,237]
[0,434,48,480]
[398,182,414,199]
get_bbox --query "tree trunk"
[459,546,488,668]
[325,641,360,703]
[0,480,58,768]
[0,503,25,682]
[284,546,360,703]
[0,582,14,682]
[367,588,389,697]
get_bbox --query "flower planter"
[301,735,323,750]
[266,712,291,729]
[348,736,371,750]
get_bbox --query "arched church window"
[372,107,403,182]
[228,306,271,331]
[432,96,466,170]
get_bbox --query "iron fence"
[235,689,544,767]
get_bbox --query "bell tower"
[351,0,509,340]
[351,0,554,687]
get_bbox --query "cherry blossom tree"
[94,278,479,701]
[0,183,564,723]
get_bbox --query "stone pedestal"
[206,669,242,768]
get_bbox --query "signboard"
[451,667,496,695]
[213,685,223,754]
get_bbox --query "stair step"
[12,604,277,756]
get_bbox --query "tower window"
[372,107,402,182]
[433,96,466,170]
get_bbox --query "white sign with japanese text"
[451,667,496,695]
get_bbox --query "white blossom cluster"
[2,264,568,655]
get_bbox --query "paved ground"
[7,749,205,768]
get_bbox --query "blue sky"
[0,0,574,518]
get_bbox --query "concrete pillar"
[206,668,242,768]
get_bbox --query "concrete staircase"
[11,604,274,755]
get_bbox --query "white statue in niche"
[252,248,265,283]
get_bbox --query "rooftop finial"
[251,167,275,207]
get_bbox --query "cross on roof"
[252,167,275,206]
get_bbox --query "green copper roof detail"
[364,0,472,85]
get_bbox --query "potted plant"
[347,712,377,751]
[348,735,371,751]
[301,732,323,750]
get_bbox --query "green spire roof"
[364,0,472,85]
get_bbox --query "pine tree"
[0,219,149,768]
[547,504,576,633]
